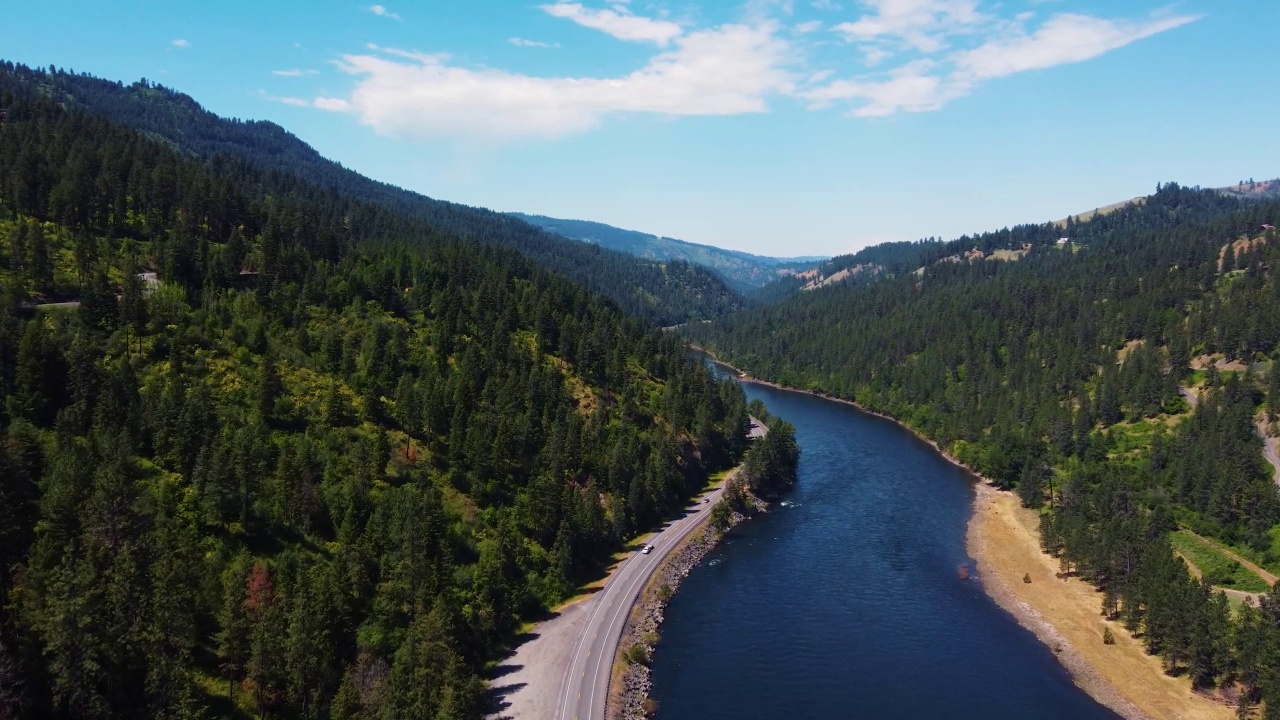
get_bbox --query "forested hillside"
[511,213,821,293]
[687,182,1280,713]
[762,179,1280,299]
[1,62,743,326]
[0,60,752,719]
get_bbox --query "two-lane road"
[555,481,730,720]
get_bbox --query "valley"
[3,10,1280,719]
[511,214,823,294]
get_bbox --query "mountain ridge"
[764,178,1280,297]
[510,213,823,293]
[2,62,742,325]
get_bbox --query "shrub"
[625,643,649,666]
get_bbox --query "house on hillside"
[1263,224,1275,231]
[1057,237,1070,245]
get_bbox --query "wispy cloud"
[171,38,190,48]
[808,6,1199,118]
[541,2,684,45]
[296,1,1199,140]
[510,37,561,48]
[261,89,349,111]
[368,4,401,21]
[801,59,962,116]
[831,0,984,54]
[315,21,794,141]
[272,68,320,77]
[954,12,1198,80]
[314,97,351,111]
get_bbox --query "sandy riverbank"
[695,348,1233,720]
[969,483,1230,720]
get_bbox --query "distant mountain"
[511,214,825,293]
[4,63,742,325]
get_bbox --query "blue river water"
[647,369,1119,719]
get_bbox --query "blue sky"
[6,1,1278,257]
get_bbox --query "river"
[647,368,1119,719]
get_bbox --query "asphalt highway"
[554,482,728,720]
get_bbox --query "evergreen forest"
[2,63,744,327]
[0,61,754,718]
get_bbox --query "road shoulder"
[488,598,594,720]
[608,474,764,720]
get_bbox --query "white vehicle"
[641,544,654,554]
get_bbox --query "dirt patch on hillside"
[800,263,884,291]
[1218,235,1268,272]
[1190,354,1248,372]
[989,244,1032,262]
[1117,339,1145,364]
[1054,197,1146,227]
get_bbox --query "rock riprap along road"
[555,482,727,720]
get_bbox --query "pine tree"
[256,354,281,420]
[27,220,53,293]
[1017,461,1046,508]
[1268,359,1279,424]
[120,269,147,352]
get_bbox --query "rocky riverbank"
[609,482,767,720]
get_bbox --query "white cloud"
[171,38,190,48]
[510,37,561,48]
[279,97,311,107]
[832,0,984,53]
[954,12,1200,80]
[542,3,683,45]
[296,3,1199,140]
[273,68,320,77]
[812,0,841,9]
[861,46,892,66]
[368,5,401,20]
[807,69,836,84]
[801,59,961,116]
[314,97,352,111]
[809,9,1199,118]
[318,22,793,141]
